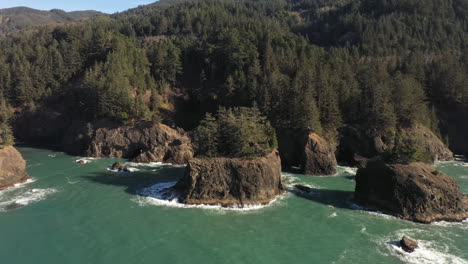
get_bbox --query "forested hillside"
[0,0,467,155]
[0,7,103,34]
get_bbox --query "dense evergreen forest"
[0,0,467,155]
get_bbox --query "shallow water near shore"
[0,147,467,264]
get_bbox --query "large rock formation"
[277,129,337,176]
[173,150,284,206]
[354,161,468,223]
[87,122,193,165]
[339,124,453,164]
[13,109,194,164]
[0,146,30,190]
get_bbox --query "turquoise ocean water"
[0,147,467,264]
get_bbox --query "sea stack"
[0,146,30,190]
[173,150,284,206]
[86,122,194,165]
[277,129,337,175]
[354,161,468,223]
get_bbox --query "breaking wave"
[0,187,57,212]
[132,181,286,212]
[381,229,468,264]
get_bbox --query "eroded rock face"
[277,129,337,176]
[0,146,30,190]
[354,161,468,223]
[302,133,338,175]
[174,150,284,206]
[87,122,193,165]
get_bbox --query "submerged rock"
[400,236,418,253]
[294,184,314,194]
[173,150,284,206]
[277,129,337,176]
[87,122,193,165]
[0,146,30,190]
[354,161,468,223]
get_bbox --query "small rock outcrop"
[87,122,193,165]
[277,129,337,176]
[354,161,468,223]
[400,236,418,253]
[0,146,30,190]
[110,162,130,172]
[173,150,284,206]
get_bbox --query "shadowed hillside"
[0,7,104,34]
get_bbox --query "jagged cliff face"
[339,123,453,164]
[174,150,284,206]
[277,129,337,176]
[86,122,194,165]
[354,161,468,223]
[0,146,30,190]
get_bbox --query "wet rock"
[174,150,284,206]
[400,236,418,253]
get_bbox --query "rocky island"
[354,160,468,223]
[168,107,284,206]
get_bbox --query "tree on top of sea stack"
[175,106,283,206]
[195,106,277,158]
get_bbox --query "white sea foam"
[338,165,358,175]
[349,202,398,220]
[386,238,468,264]
[66,177,80,184]
[328,212,338,218]
[377,229,468,264]
[431,220,468,231]
[0,188,57,212]
[133,181,285,212]
[360,225,366,233]
[75,157,98,164]
[125,161,185,168]
[0,178,35,193]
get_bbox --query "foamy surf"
[338,165,358,175]
[125,161,185,168]
[349,202,398,220]
[0,188,57,212]
[0,178,35,193]
[75,157,98,164]
[386,239,468,264]
[133,181,285,212]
